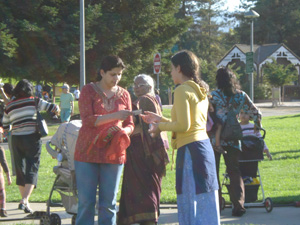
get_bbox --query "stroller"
[221,127,273,213]
[40,120,82,225]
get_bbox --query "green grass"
[159,113,300,204]
[41,99,80,136]
[4,110,300,205]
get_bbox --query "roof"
[254,43,282,64]
[218,43,300,66]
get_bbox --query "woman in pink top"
[74,55,134,225]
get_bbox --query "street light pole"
[245,9,259,101]
[250,18,254,101]
[80,0,86,89]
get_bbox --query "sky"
[225,0,241,12]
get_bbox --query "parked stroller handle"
[46,140,59,159]
[242,127,266,139]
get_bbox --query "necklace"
[92,83,123,112]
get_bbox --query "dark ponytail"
[171,50,206,92]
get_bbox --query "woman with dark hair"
[210,67,262,216]
[118,74,169,225]
[74,55,134,225]
[2,79,59,214]
[141,50,220,225]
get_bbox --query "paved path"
[1,202,300,225]
[254,101,300,117]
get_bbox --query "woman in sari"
[118,74,169,225]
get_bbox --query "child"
[60,84,74,123]
[239,109,272,160]
[0,146,12,217]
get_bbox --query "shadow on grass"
[271,149,300,155]
[269,114,300,120]
[270,149,300,160]
[268,195,300,206]
[272,155,300,161]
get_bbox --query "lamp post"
[245,9,259,101]
[80,0,86,89]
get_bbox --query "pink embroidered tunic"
[74,83,134,164]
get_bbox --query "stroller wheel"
[71,214,77,225]
[265,197,273,213]
[40,214,51,225]
[50,213,61,225]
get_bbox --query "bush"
[254,84,272,100]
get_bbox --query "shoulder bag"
[35,98,48,137]
[220,96,243,141]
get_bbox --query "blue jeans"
[60,108,71,122]
[75,161,124,225]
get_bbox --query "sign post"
[246,52,254,73]
[153,53,161,90]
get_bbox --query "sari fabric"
[118,94,169,224]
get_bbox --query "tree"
[263,58,297,87]
[0,0,96,83]
[0,22,18,77]
[0,0,191,87]
[175,0,232,88]
[234,0,300,56]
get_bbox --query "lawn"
[3,109,300,205]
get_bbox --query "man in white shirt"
[73,86,80,101]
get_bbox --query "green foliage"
[0,23,18,58]
[200,59,217,90]
[235,0,300,57]
[263,58,298,87]
[0,1,190,87]
[176,0,228,65]
[254,84,272,100]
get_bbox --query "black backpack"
[220,97,243,141]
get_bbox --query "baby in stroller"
[239,109,272,161]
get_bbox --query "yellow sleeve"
[159,86,190,132]
[161,116,171,122]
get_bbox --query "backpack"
[220,97,243,141]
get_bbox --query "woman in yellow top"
[141,50,220,225]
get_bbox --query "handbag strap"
[34,97,39,111]
[223,93,236,112]
[34,97,40,132]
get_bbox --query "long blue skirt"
[177,148,220,225]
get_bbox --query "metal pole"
[250,19,254,101]
[80,0,86,89]
[157,73,159,90]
